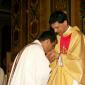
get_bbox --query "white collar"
[33,40,42,46]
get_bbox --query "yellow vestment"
[48,26,85,85]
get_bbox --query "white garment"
[58,55,63,66]
[0,67,5,85]
[8,40,51,85]
[73,80,78,85]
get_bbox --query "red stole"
[60,33,72,52]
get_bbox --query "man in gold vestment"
[48,10,85,85]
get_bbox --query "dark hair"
[38,30,56,43]
[49,10,68,24]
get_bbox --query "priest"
[48,10,85,85]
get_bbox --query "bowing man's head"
[38,30,57,54]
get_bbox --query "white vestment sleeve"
[24,45,51,85]
[9,43,50,85]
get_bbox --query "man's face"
[51,21,67,35]
[45,40,56,54]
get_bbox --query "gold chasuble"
[48,26,85,85]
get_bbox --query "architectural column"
[71,0,81,28]
[40,0,50,32]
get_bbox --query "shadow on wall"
[1,25,11,73]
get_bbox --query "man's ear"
[63,20,67,25]
[46,39,50,44]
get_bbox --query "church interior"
[0,0,85,84]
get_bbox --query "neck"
[64,25,69,33]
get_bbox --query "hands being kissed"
[46,49,58,63]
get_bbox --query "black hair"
[38,30,56,43]
[49,10,68,24]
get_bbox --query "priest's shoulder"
[72,26,82,37]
